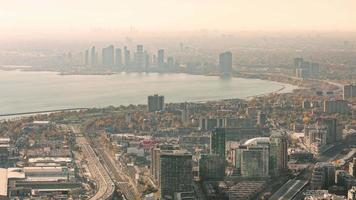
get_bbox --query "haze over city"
[1,0,356,41]
[0,1,356,200]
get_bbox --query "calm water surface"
[0,70,297,115]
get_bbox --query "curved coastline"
[0,66,298,120]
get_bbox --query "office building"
[240,145,269,178]
[219,51,232,75]
[210,128,226,159]
[102,45,114,67]
[158,49,165,69]
[90,46,97,67]
[199,154,225,181]
[269,131,288,175]
[148,94,164,112]
[151,144,178,183]
[323,100,350,114]
[115,48,122,67]
[311,162,335,190]
[160,150,193,199]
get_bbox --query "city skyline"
[0,1,356,199]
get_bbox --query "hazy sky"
[1,0,356,39]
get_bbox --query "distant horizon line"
[1,29,356,42]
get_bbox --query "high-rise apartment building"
[323,100,350,114]
[147,94,164,112]
[115,48,122,67]
[343,84,356,99]
[320,118,338,144]
[219,51,232,75]
[157,49,165,69]
[124,46,131,68]
[90,46,97,67]
[102,45,114,67]
[84,50,89,66]
[134,45,146,69]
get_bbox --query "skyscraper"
[134,45,145,70]
[157,49,165,69]
[124,46,131,68]
[167,57,174,69]
[90,46,97,67]
[321,118,338,144]
[159,150,193,199]
[311,162,335,190]
[84,50,89,66]
[239,145,270,178]
[145,52,150,70]
[199,154,225,181]
[219,51,233,75]
[102,45,114,67]
[269,131,288,175]
[151,144,178,183]
[148,94,164,112]
[115,48,122,67]
[343,83,356,99]
[210,128,226,159]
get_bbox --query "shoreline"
[0,65,298,120]
[0,83,295,121]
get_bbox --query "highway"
[319,134,356,162]
[92,138,141,200]
[72,125,115,200]
[269,180,308,200]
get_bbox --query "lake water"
[0,70,297,115]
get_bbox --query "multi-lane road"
[269,180,308,200]
[77,135,115,200]
[70,124,140,200]
[91,138,141,200]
